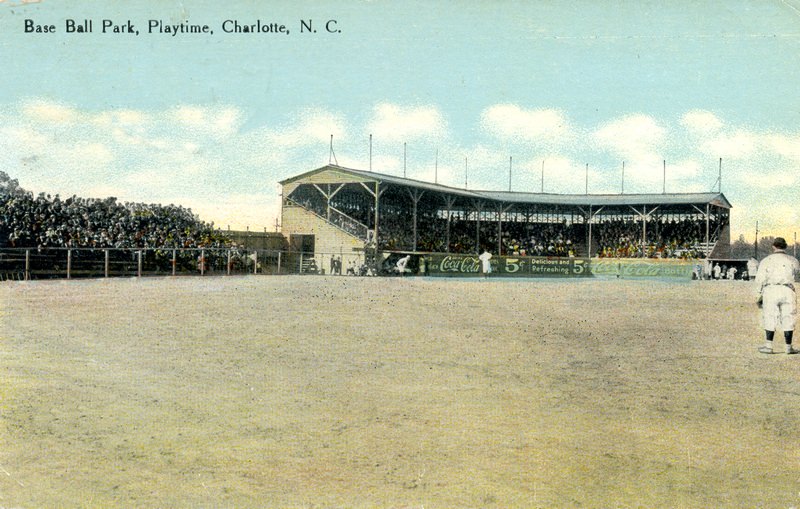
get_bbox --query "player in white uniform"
[478,250,492,277]
[395,255,411,276]
[755,237,800,354]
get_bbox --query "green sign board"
[426,254,590,277]
[423,254,695,279]
[590,259,695,279]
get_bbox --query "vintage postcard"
[1,1,799,507]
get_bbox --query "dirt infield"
[1,275,798,508]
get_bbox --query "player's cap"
[773,237,788,249]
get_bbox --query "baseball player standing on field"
[755,237,800,354]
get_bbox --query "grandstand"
[0,166,733,279]
[280,164,732,267]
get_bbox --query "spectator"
[0,171,229,250]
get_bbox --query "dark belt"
[767,283,795,291]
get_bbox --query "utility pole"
[435,148,438,184]
[754,221,759,259]
[585,163,589,195]
[508,156,512,192]
[540,160,544,193]
[403,142,407,178]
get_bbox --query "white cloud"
[680,110,723,133]
[542,157,583,194]
[2,99,800,239]
[765,133,800,162]
[269,107,347,148]
[739,168,797,190]
[699,131,758,159]
[366,103,447,143]
[170,104,243,138]
[0,125,48,150]
[95,109,149,128]
[21,99,80,124]
[592,114,665,161]
[480,104,570,145]
[187,192,281,233]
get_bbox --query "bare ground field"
[0,275,799,508]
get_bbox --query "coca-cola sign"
[591,260,693,278]
[427,254,589,278]
[438,255,481,273]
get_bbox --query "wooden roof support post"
[443,195,457,252]
[495,202,514,255]
[357,180,386,247]
[472,200,485,253]
[406,188,426,252]
[578,205,603,258]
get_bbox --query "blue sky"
[1,0,799,239]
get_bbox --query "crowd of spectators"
[383,216,580,257]
[499,222,578,257]
[0,171,229,250]
[595,218,708,259]
[288,185,715,259]
[384,215,709,259]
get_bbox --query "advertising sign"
[426,254,590,278]
[590,259,695,279]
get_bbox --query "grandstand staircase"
[287,198,370,243]
[702,223,729,258]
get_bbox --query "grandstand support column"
[629,205,646,256]
[67,249,72,280]
[374,182,380,249]
[407,188,425,251]
[358,180,385,253]
[497,210,502,255]
[642,207,651,256]
[472,200,485,252]
[443,195,457,252]
[579,205,602,258]
[495,203,513,255]
[104,249,109,278]
[24,249,30,281]
[277,251,282,275]
[706,203,710,248]
[227,250,232,276]
[137,250,143,277]
[254,251,258,275]
[312,183,344,222]
[413,195,418,251]
[587,206,593,257]
[629,205,658,257]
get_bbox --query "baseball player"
[478,250,492,277]
[395,254,411,276]
[755,237,800,354]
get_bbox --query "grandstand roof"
[280,164,732,209]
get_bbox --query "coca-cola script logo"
[593,260,692,277]
[440,255,480,273]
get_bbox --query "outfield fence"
[0,247,702,281]
[0,247,350,281]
